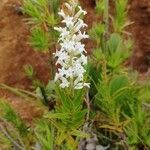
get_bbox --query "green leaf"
[113,0,129,33]
[96,0,105,14]
[139,86,150,102]
[71,109,87,126]
[49,0,60,15]
[88,23,105,46]
[23,64,35,78]
[35,119,54,150]
[73,90,84,111]
[107,33,131,68]
[46,13,58,27]
[108,33,122,54]
[44,113,70,120]
[109,75,129,95]
[55,86,74,112]
[29,27,50,52]
[71,130,90,138]
[0,99,28,136]
[55,132,68,146]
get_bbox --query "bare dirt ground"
[0,0,50,124]
[0,0,50,88]
[129,0,150,72]
[0,0,150,124]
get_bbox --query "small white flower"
[60,77,70,88]
[55,50,70,66]
[60,40,75,52]
[58,9,66,18]
[78,54,87,65]
[65,3,73,12]
[78,31,89,40]
[74,83,84,89]
[83,83,90,88]
[54,1,89,89]
[74,42,85,54]
[74,19,88,32]
[54,27,70,41]
[62,16,74,28]
[78,6,87,15]
[74,6,87,20]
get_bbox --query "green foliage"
[24,64,47,94]
[0,99,36,149]
[35,119,54,150]
[88,0,150,149]
[23,64,53,105]
[0,129,12,149]
[113,0,132,33]
[0,100,28,136]
[0,119,26,150]
[89,23,105,47]
[95,0,105,14]
[49,0,60,16]
[35,80,56,107]
[125,104,150,149]
[24,64,35,79]
[44,86,89,149]
[95,72,133,121]
[107,33,132,69]
[22,0,59,26]
[138,84,150,102]
[29,28,50,52]
[22,0,60,53]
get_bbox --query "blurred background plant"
[22,0,61,79]
[21,0,62,110]
[88,0,150,149]
[0,99,33,149]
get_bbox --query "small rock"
[86,143,95,150]
[96,145,110,150]
[86,135,98,143]
[12,4,23,15]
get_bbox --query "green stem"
[102,0,109,55]
[0,84,29,99]
[0,84,37,99]
[0,123,25,150]
[104,0,109,38]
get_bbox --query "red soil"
[0,0,50,89]
[0,0,50,124]
[129,0,150,72]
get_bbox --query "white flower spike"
[54,1,89,89]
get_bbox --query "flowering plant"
[42,1,90,149]
[54,1,89,89]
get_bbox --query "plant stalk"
[0,124,25,150]
[104,0,109,38]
